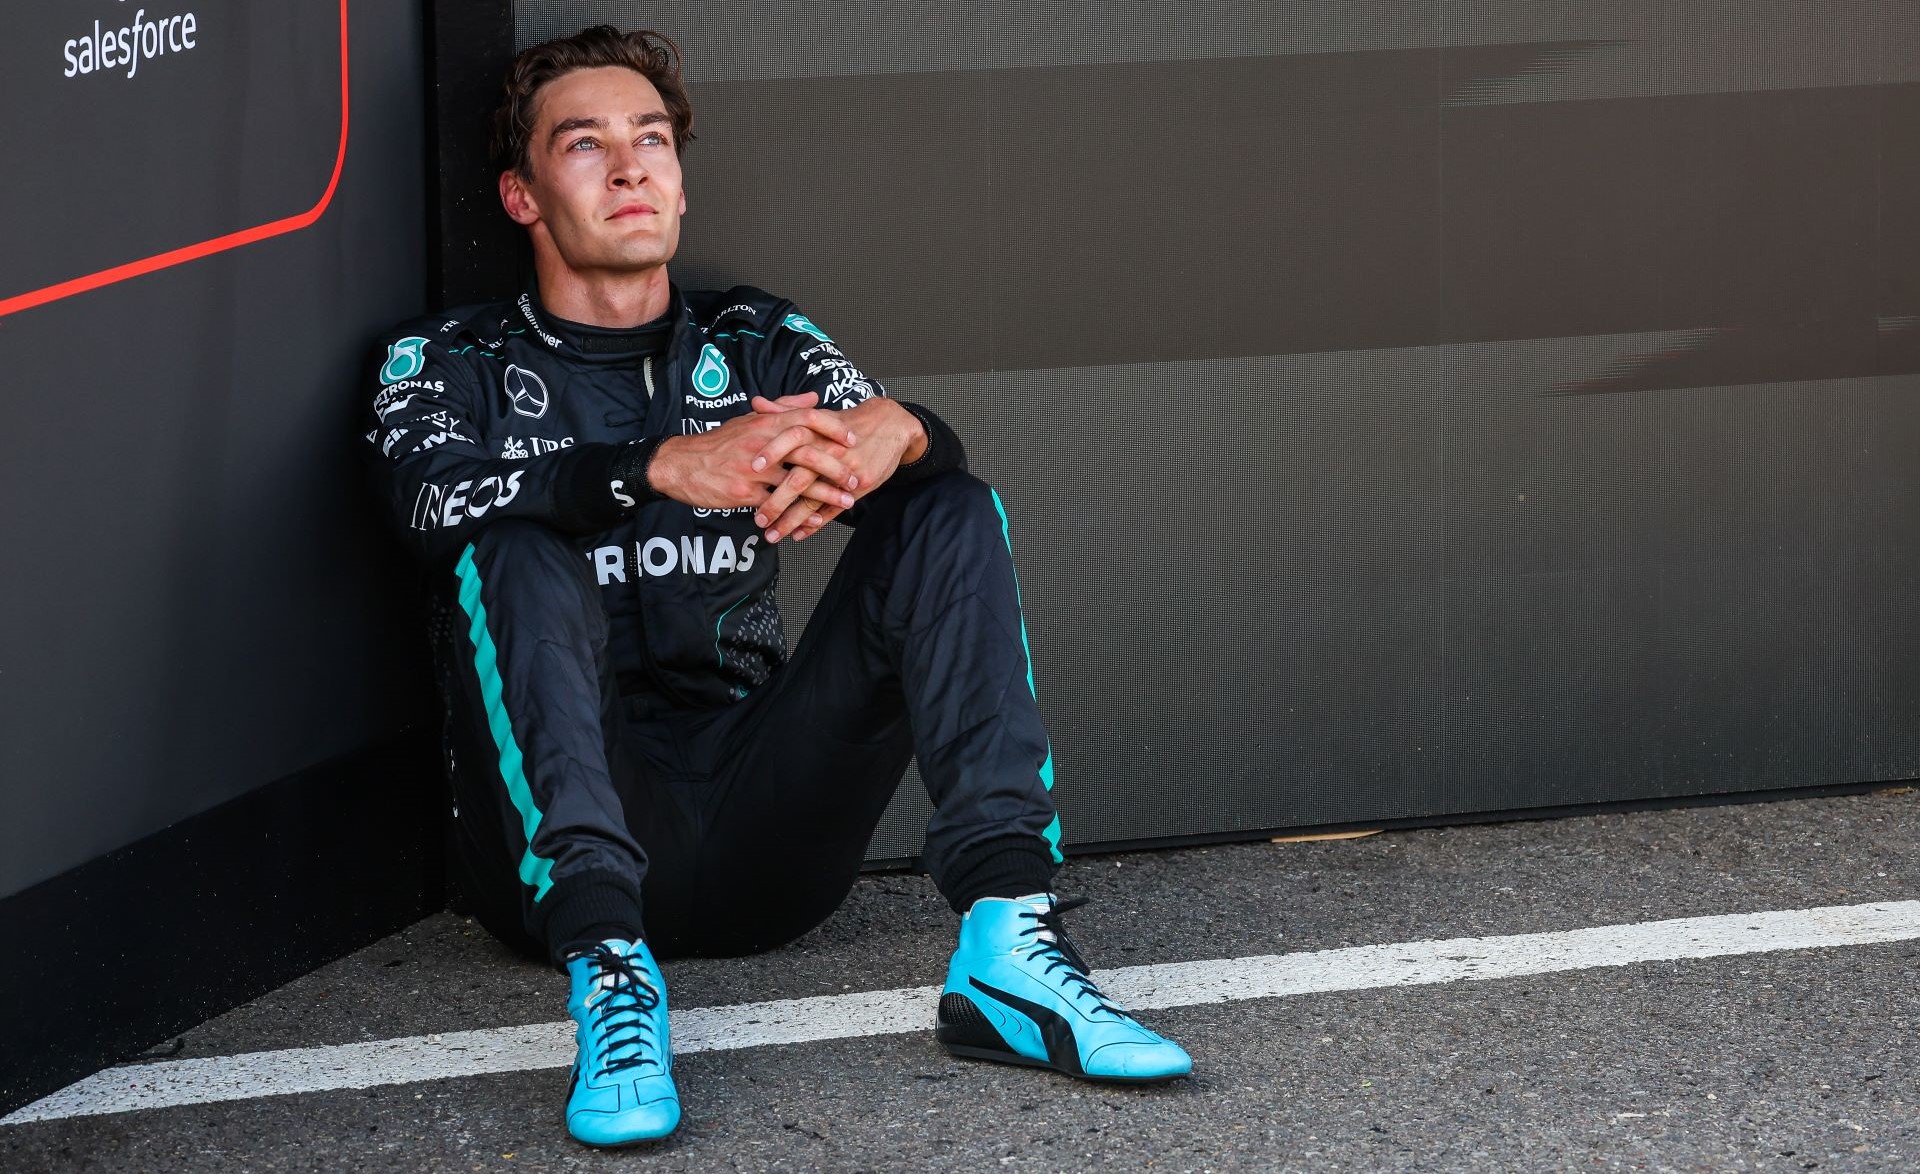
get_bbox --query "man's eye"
[567,138,600,151]
[639,132,668,147]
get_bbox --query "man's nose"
[608,142,647,186]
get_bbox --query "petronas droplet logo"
[692,343,731,397]
[781,313,832,343]
[381,337,429,385]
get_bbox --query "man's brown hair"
[490,25,696,176]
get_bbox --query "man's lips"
[609,203,657,219]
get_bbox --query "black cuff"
[533,871,648,969]
[552,438,669,531]
[607,436,669,509]
[892,401,966,483]
[941,835,1057,913]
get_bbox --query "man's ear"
[499,169,541,227]
[678,188,687,217]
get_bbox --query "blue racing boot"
[563,939,679,1146]
[938,893,1192,1082]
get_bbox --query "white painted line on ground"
[8,899,1918,1126]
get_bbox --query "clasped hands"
[648,393,927,544]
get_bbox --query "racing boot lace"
[576,943,665,1077]
[1016,895,1128,1020]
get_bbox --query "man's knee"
[462,519,596,588]
[455,519,603,633]
[890,470,1004,538]
[465,517,581,564]
[906,469,992,507]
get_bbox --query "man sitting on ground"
[365,25,1189,1147]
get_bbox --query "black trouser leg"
[869,472,1063,905]
[437,519,649,965]
[656,472,1062,956]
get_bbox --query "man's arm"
[364,328,660,563]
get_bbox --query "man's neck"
[531,258,672,328]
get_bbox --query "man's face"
[501,66,687,275]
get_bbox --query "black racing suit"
[365,287,1061,962]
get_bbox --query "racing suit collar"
[515,286,688,365]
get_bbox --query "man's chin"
[564,248,675,276]
[602,242,677,273]
[548,226,678,276]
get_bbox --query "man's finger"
[758,470,854,537]
[768,498,824,542]
[773,492,848,542]
[787,407,857,447]
[796,476,855,510]
[779,443,854,487]
[751,392,819,414]
[755,465,816,530]
[793,504,841,539]
[751,423,839,474]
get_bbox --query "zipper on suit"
[626,348,700,709]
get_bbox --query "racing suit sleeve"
[753,304,966,484]
[363,331,663,564]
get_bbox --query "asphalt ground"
[7,787,1919,1172]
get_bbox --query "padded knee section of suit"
[466,516,574,555]
[468,520,597,590]
[901,471,993,525]
[460,520,608,653]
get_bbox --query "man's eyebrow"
[548,116,607,144]
[547,113,670,146]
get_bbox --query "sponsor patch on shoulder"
[780,312,832,343]
[380,337,429,385]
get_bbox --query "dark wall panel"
[499,2,1920,861]
[0,0,450,1108]
[0,2,430,895]
[0,2,343,299]
[1440,85,1885,343]
[986,49,1443,371]
[671,69,995,379]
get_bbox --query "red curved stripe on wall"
[0,0,351,321]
